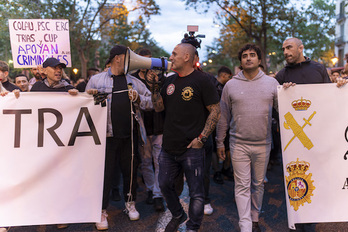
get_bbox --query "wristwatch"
[197,134,208,144]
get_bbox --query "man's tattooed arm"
[201,103,221,137]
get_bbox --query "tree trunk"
[78,48,88,78]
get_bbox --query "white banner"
[0,92,107,226]
[278,83,348,229]
[9,19,71,68]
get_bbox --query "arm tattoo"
[152,91,165,112]
[201,103,221,137]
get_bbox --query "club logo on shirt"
[181,86,194,101]
[167,84,175,95]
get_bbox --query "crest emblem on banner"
[285,158,315,211]
[283,97,316,151]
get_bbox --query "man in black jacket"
[276,37,331,85]
[31,58,76,94]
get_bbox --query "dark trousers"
[102,136,139,209]
[203,135,213,204]
[159,148,205,231]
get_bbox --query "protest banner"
[278,83,348,229]
[8,19,71,68]
[0,92,106,226]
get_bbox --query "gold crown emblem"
[286,158,310,175]
[292,97,311,111]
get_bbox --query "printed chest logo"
[181,86,194,101]
[285,158,315,211]
[166,84,175,95]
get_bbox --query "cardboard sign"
[9,19,71,68]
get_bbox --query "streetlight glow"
[331,56,338,66]
[73,68,78,75]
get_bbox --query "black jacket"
[276,57,331,85]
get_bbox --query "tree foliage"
[185,0,335,73]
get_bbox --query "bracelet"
[197,137,204,144]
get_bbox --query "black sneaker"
[111,189,121,202]
[221,167,234,181]
[165,212,187,232]
[252,222,261,232]
[213,171,224,184]
[154,197,165,212]
[146,191,154,205]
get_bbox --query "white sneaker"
[95,209,108,231]
[0,228,7,232]
[124,201,140,220]
[204,203,214,215]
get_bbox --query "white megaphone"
[124,48,172,74]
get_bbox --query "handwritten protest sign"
[9,19,71,68]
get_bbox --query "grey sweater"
[216,70,279,147]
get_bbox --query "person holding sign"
[216,44,278,232]
[30,57,76,94]
[86,44,153,231]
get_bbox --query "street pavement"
[5,161,348,232]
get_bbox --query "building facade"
[335,0,347,67]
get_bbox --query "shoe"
[204,203,213,215]
[95,209,108,231]
[56,224,69,229]
[252,221,261,232]
[124,201,140,220]
[111,188,121,202]
[146,190,154,204]
[154,197,165,212]
[0,228,7,232]
[213,171,224,184]
[165,211,188,232]
[221,167,234,181]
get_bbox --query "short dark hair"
[138,48,152,57]
[15,74,29,81]
[0,60,9,72]
[238,43,262,62]
[218,66,232,76]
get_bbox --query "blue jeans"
[139,134,163,198]
[159,148,205,231]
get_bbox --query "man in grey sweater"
[216,44,279,232]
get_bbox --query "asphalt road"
[5,160,348,232]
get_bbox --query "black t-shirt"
[111,74,132,138]
[2,80,20,92]
[161,70,220,155]
[276,58,331,85]
[76,81,87,92]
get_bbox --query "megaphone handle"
[161,57,165,70]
